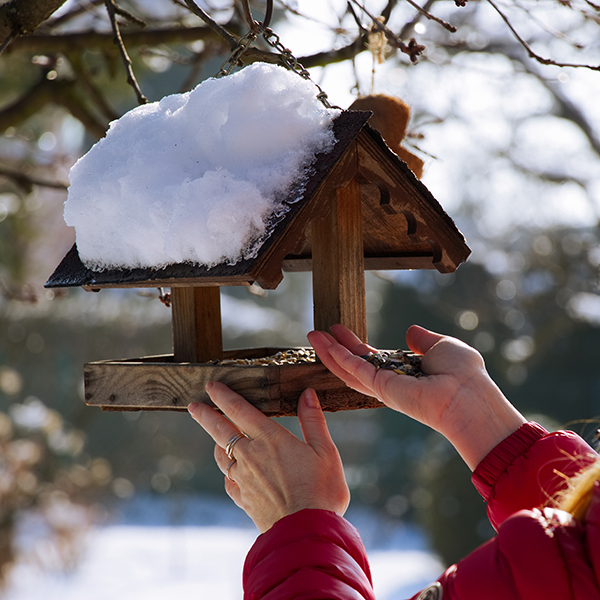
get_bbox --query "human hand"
[308,324,526,470]
[188,383,350,533]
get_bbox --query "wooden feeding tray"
[82,348,382,417]
[46,110,471,416]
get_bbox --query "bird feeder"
[46,110,470,417]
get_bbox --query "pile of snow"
[64,64,338,271]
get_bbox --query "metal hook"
[240,0,273,32]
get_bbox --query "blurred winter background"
[1,0,600,597]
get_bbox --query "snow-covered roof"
[46,109,470,291]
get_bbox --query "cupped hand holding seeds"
[308,324,527,470]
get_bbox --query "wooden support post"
[171,286,223,363]
[312,178,367,342]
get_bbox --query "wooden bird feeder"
[45,110,470,417]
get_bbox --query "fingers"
[327,343,380,397]
[297,389,335,456]
[308,331,374,396]
[406,325,485,375]
[405,325,445,355]
[315,322,445,359]
[214,443,241,488]
[329,324,377,355]
[201,381,279,442]
[188,399,245,453]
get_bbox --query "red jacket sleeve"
[409,427,600,600]
[244,424,599,600]
[472,422,598,530]
[435,504,600,600]
[243,509,375,600]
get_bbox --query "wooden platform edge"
[84,354,382,417]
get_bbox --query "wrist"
[439,372,527,470]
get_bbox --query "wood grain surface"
[84,349,382,416]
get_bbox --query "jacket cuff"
[243,509,374,599]
[472,421,548,500]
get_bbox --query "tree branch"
[41,0,105,30]
[0,29,16,54]
[0,164,68,191]
[58,84,111,139]
[486,0,600,71]
[381,0,399,24]
[398,0,437,40]
[0,77,64,132]
[0,76,108,139]
[182,0,238,50]
[111,4,146,28]
[349,0,428,62]
[6,26,233,54]
[69,54,120,123]
[401,0,456,32]
[297,35,368,69]
[515,57,600,156]
[104,0,148,105]
[0,0,67,54]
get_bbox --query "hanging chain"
[216,30,258,78]
[259,27,338,109]
[214,0,338,109]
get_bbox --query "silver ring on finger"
[225,432,247,460]
[226,459,236,482]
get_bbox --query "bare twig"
[69,55,119,123]
[486,0,600,71]
[346,1,369,33]
[178,43,222,92]
[511,0,584,49]
[517,57,600,156]
[57,80,112,138]
[298,34,368,69]
[0,74,108,138]
[352,0,454,33]
[381,0,399,24]
[42,0,105,29]
[0,76,65,132]
[104,0,148,105]
[402,0,457,31]
[182,0,238,50]
[112,4,147,28]
[350,0,428,62]
[0,28,16,55]
[398,0,437,40]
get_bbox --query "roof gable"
[46,110,469,291]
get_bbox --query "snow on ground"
[5,495,444,600]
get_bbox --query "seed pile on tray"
[360,350,424,377]
[212,348,317,366]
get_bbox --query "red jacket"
[243,423,600,599]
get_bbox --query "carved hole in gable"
[401,210,418,236]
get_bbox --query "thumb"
[406,325,445,355]
[297,389,336,456]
